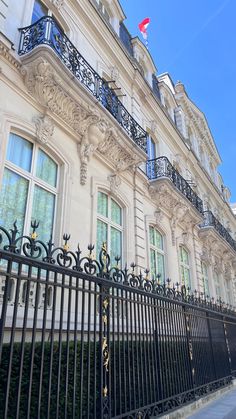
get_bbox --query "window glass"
[36,149,57,187]
[31,186,55,242]
[214,272,221,300]
[111,199,121,225]
[97,192,108,217]
[31,0,48,24]
[96,219,108,253]
[200,262,210,296]
[179,247,191,289]
[110,227,122,263]
[96,193,123,265]
[7,133,33,172]
[0,133,58,242]
[149,227,165,283]
[0,168,28,234]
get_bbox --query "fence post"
[206,312,217,380]
[223,317,232,376]
[99,284,111,418]
[183,307,195,394]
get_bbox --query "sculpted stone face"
[88,120,107,146]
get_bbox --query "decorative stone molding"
[154,209,163,225]
[148,181,202,233]
[50,0,64,9]
[108,173,121,195]
[21,54,144,184]
[110,66,119,82]
[0,34,21,71]
[33,114,54,144]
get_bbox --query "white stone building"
[0,0,236,305]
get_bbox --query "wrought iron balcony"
[146,156,203,215]
[200,210,236,252]
[18,16,147,153]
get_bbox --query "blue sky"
[120,0,236,203]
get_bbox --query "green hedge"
[0,339,230,418]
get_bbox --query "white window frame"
[149,226,165,283]
[3,132,59,239]
[179,246,191,289]
[96,192,123,262]
[200,261,210,296]
[214,271,222,300]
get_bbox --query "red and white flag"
[138,17,150,40]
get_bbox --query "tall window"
[32,0,49,23]
[96,192,123,265]
[214,271,221,300]
[0,133,58,242]
[149,226,165,283]
[200,261,210,296]
[225,280,232,305]
[179,246,191,289]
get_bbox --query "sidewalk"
[187,387,236,419]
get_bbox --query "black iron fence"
[18,16,147,153]
[0,222,236,418]
[146,156,204,215]
[200,210,236,252]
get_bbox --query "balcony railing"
[146,156,203,215]
[200,210,236,252]
[18,16,147,153]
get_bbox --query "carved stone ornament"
[200,246,212,265]
[22,56,144,184]
[33,115,54,144]
[50,0,64,9]
[110,66,119,82]
[149,182,201,233]
[154,209,163,225]
[108,174,121,195]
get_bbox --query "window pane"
[154,229,163,250]
[184,268,191,289]
[31,0,48,24]
[7,133,33,172]
[36,149,57,187]
[180,247,189,265]
[157,253,165,282]
[111,199,121,225]
[96,220,107,257]
[149,226,155,246]
[32,185,55,243]
[97,192,108,217]
[0,168,28,235]
[110,227,122,266]
[150,248,156,279]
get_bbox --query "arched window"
[149,226,165,283]
[179,246,191,289]
[214,271,221,300]
[225,280,232,305]
[96,192,123,265]
[200,262,210,296]
[0,133,58,242]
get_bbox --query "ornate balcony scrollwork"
[200,210,236,253]
[146,156,203,216]
[18,16,147,153]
